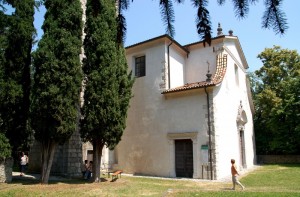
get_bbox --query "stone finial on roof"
[217,23,223,36]
[229,29,233,36]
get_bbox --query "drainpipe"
[205,71,213,180]
[167,42,173,89]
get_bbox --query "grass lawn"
[0,164,300,197]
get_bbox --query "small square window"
[135,56,145,77]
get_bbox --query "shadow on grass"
[277,163,300,168]
[110,177,122,182]
[11,174,109,185]
[221,188,234,191]
[259,163,300,168]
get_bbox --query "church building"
[112,27,256,180]
[29,25,256,180]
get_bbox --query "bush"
[0,133,11,158]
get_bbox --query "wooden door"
[175,139,193,178]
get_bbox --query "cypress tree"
[0,0,35,153]
[0,6,8,147]
[31,0,83,184]
[0,9,8,113]
[80,0,133,182]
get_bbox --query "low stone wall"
[257,155,300,164]
[0,157,13,183]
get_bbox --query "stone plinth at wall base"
[0,157,13,183]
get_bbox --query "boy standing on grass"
[20,152,28,176]
[231,159,245,190]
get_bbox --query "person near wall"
[81,160,88,178]
[84,161,93,180]
[20,152,28,176]
[231,159,245,190]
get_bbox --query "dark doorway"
[175,139,193,178]
[239,130,246,168]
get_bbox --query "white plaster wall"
[185,46,216,83]
[212,55,241,179]
[118,41,211,177]
[224,40,243,66]
[117,37,255,180]
[169,46,185,88]
[118,89,210,177]
[212,49,255,179]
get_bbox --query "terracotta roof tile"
[162,54,228,94]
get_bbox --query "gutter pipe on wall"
[205,68,213,180]
[204,86,213,180]
[167,42,173,89]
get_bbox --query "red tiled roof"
[162,54,228,94]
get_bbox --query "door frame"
[236,101,248,169]
[239,129,246,168]
[167,132,199,178]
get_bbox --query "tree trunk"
[40,140,57,184]
[92,139,104,183]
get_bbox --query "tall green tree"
[0,132,11,158]
[31,0,83,184]
[0,6,8,63]
[0,7,8,113]
[80,0,133,182]
[0,5,9,150]
[0,0,35,153]
[117,0,288,45]
[251,46,300,154]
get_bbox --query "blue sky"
[123,1,299,72]
[32,1,299,72]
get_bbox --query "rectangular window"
[235,64,239,87]
[135,56,146,77]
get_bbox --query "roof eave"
[125,34,189,55]
[161,83,217,94]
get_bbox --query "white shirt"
[20,155,28,165]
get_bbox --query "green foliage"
[0,132,11,158]
[251,46,300,154]
[0,0,35,151]
[80,0,133,149]
[159,0,175,38]
[0,11,8,116]
[31,0,83,184]
[31,0,83,144]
